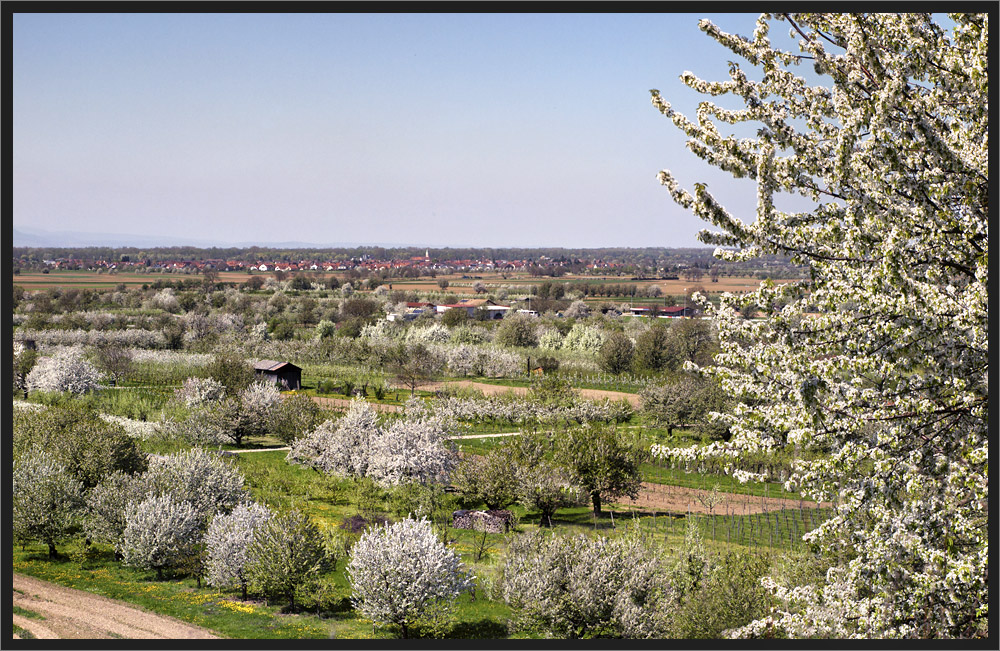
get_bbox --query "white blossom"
[205,501,273,596]
[347,517,474,637]
[175,377,226,407]
[287,399,457,487]
[142,448,248,525]
[120,494,202,577]
[652,13,988,639]
[12,449,86,556]
[499,529,673,638]
[25,347,100,394]
[562,323,608,353]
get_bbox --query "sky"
[13,10,788,249]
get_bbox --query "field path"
[309,396,402,412]
[614,482,832,516]
[12,573,219,640]
[417,380,642,407]
[304,381,640,412]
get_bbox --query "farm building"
[659,305,696,318]
[436,299,510,320]
[387,302,437,322]
[253,360,302,390]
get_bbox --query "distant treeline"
[12,245,803,274]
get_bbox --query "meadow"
[11,264,829,639]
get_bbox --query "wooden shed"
[253,360,302,390]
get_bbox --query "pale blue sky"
[13,11,782,248]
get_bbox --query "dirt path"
[614,482,831,516]
[418,380,642,407]
[306,380,640,413]
[12,573,219,640]
[310,395,401,412]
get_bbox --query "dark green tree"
[598,332,635,375]
[244,509,332,612]
[632,322,671,373]
[556,426,646,516]
[205,350,256,396]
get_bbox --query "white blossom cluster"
[651,13,987,638]
[45,311,156,330]
[86,448,249,558]
[181,312,245,343]
[174,377,227,407]
[240,380,282,414]
[25,347,101,394]
[499,530,673,638]
[287,400,457,487]
[145,288,180,312]
[12,449,86,554]
[15,328,167,349]
[405,323,451,345]
[360,319,402,342]
[204,501,273,594]
[440,344,524,378]
[536,327,565,351]
[432,395,632,426]
[562,300,591,319]
[129,349,214,366]
[120,494,202,576]
[347,517,474,635]
[98,413,163,440]
[561,323,608,353]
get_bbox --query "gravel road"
[12,573,218,640]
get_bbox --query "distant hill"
[11,226,412,249]
[13,227,223,248]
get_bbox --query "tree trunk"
[400,622,408,639]
[241,580,247,601]
[47,541,57,559]
[591,491,602,517]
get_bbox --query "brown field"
[13,268,793,296]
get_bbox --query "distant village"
[28,252,619,275]
[13,245,809,283]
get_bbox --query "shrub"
[499,529,673,638]
[269,392,324,445]
[598,332,635,375]
[205,351,255,396]
[175,376,226,407]
[12,449,86,558]
[120,494,202,580]
[244,509,332,611]
[205,502,274,599]
[25,347,100,394]
[13,405,147,489]
[494,314,538,348]
[347,517,474,638]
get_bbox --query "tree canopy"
[651,12,987,639]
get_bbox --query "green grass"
[12,623,36,639]
[12,541,336,639]
[13,605,45,620]
[640,462,805,501]
[10,440,826,641]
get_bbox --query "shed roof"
[253,360,301,372]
